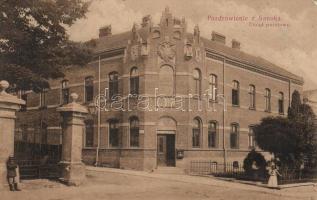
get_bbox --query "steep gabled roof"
[92,30,303,84]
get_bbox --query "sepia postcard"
[0,0,316,199]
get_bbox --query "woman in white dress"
[267,162,281,188]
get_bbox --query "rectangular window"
[85,77,94,102]
[248,127,255,148]
[208,122,217,148]
[230,124,239,149]
[209,74,217,101]
[232,81,239,106]
[85,122,94,147]
[192,129,200,147]
[278,92,284,114]
[249,85,255,109]
[130,77,139,95]
[109,72,119,99]
[61,80,69,104]
[265,89,271,112]
[40,90,47,107]
[109,121,119,147]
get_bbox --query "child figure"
[267,161,281,188]
[7,155,21,191]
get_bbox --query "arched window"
[85,120,94,147]
[249,84,256,109]
[192,117,202,148]
[130,116,139,147]
[265,88,271,112]
[61,79,69,104]
[208,121,217,148]
[159,65,174,96]
[232,81,239,106]
[85,76,94,102]
[278,92,284,114]
[230,123,239,149]
[193,69,201,97]
[209,74,217,101]
[109,119,119,147]
[109,72,119,99]
[130,67,139,95]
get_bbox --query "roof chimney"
[211,31,226,45]
[99,25,112,38]
[232,39,240,50]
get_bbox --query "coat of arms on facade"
[157,39,176,63]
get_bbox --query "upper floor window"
[192,117,201,148]
[232,81,239,106]
[130,67,139,95]
[208,121,217,148]
[109,119,119,147]
[85,120,94,147]
[265,88,271,112]
[130,116,139,147]
[248,126,255,149]
[230,123,239,149]
[193,69,201,97]
[209,74,217,101]
[85,76,94,102]
[249,84,256,109]
[109,72,119,99]
[61,80,69,105]
[40,89,47,107]
[278,92,284,114]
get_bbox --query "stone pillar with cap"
[0,80,25,190]
[57,93,88,186]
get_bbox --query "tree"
[0,0,93,92]
[254,90,317,168]
[243,149,267,180]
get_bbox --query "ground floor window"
[109,120,119,147]
[130,117,139,147]
[230,123,239,149]
[85,121,94,147]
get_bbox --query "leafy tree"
[243,149,267,179]
[0,0,93,92]
[254,90,317,168]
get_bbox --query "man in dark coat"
[7,155,21,191]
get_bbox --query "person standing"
[7,155,21,191]
[267,161,281,188]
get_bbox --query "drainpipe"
[222,58,227,172]
[95,56,101,166]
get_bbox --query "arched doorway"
[156,116,176,167]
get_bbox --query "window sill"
[279,112,285,115]
[232,104,240,108]
[249,107,256,111]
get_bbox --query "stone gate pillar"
[0,80,25,190]
[57,93,88,186]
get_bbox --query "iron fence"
[189,160,317,185]
[189,160,244,176]
[18,159,61,179]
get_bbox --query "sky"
[67,0,317,90]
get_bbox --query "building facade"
[15,8,303,172]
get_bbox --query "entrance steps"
[153,167,185,175]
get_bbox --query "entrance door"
[157,134,175,166]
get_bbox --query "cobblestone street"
[2,167,317,200]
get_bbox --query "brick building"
[15,8,303,172]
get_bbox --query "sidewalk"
[86,166,317,199]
